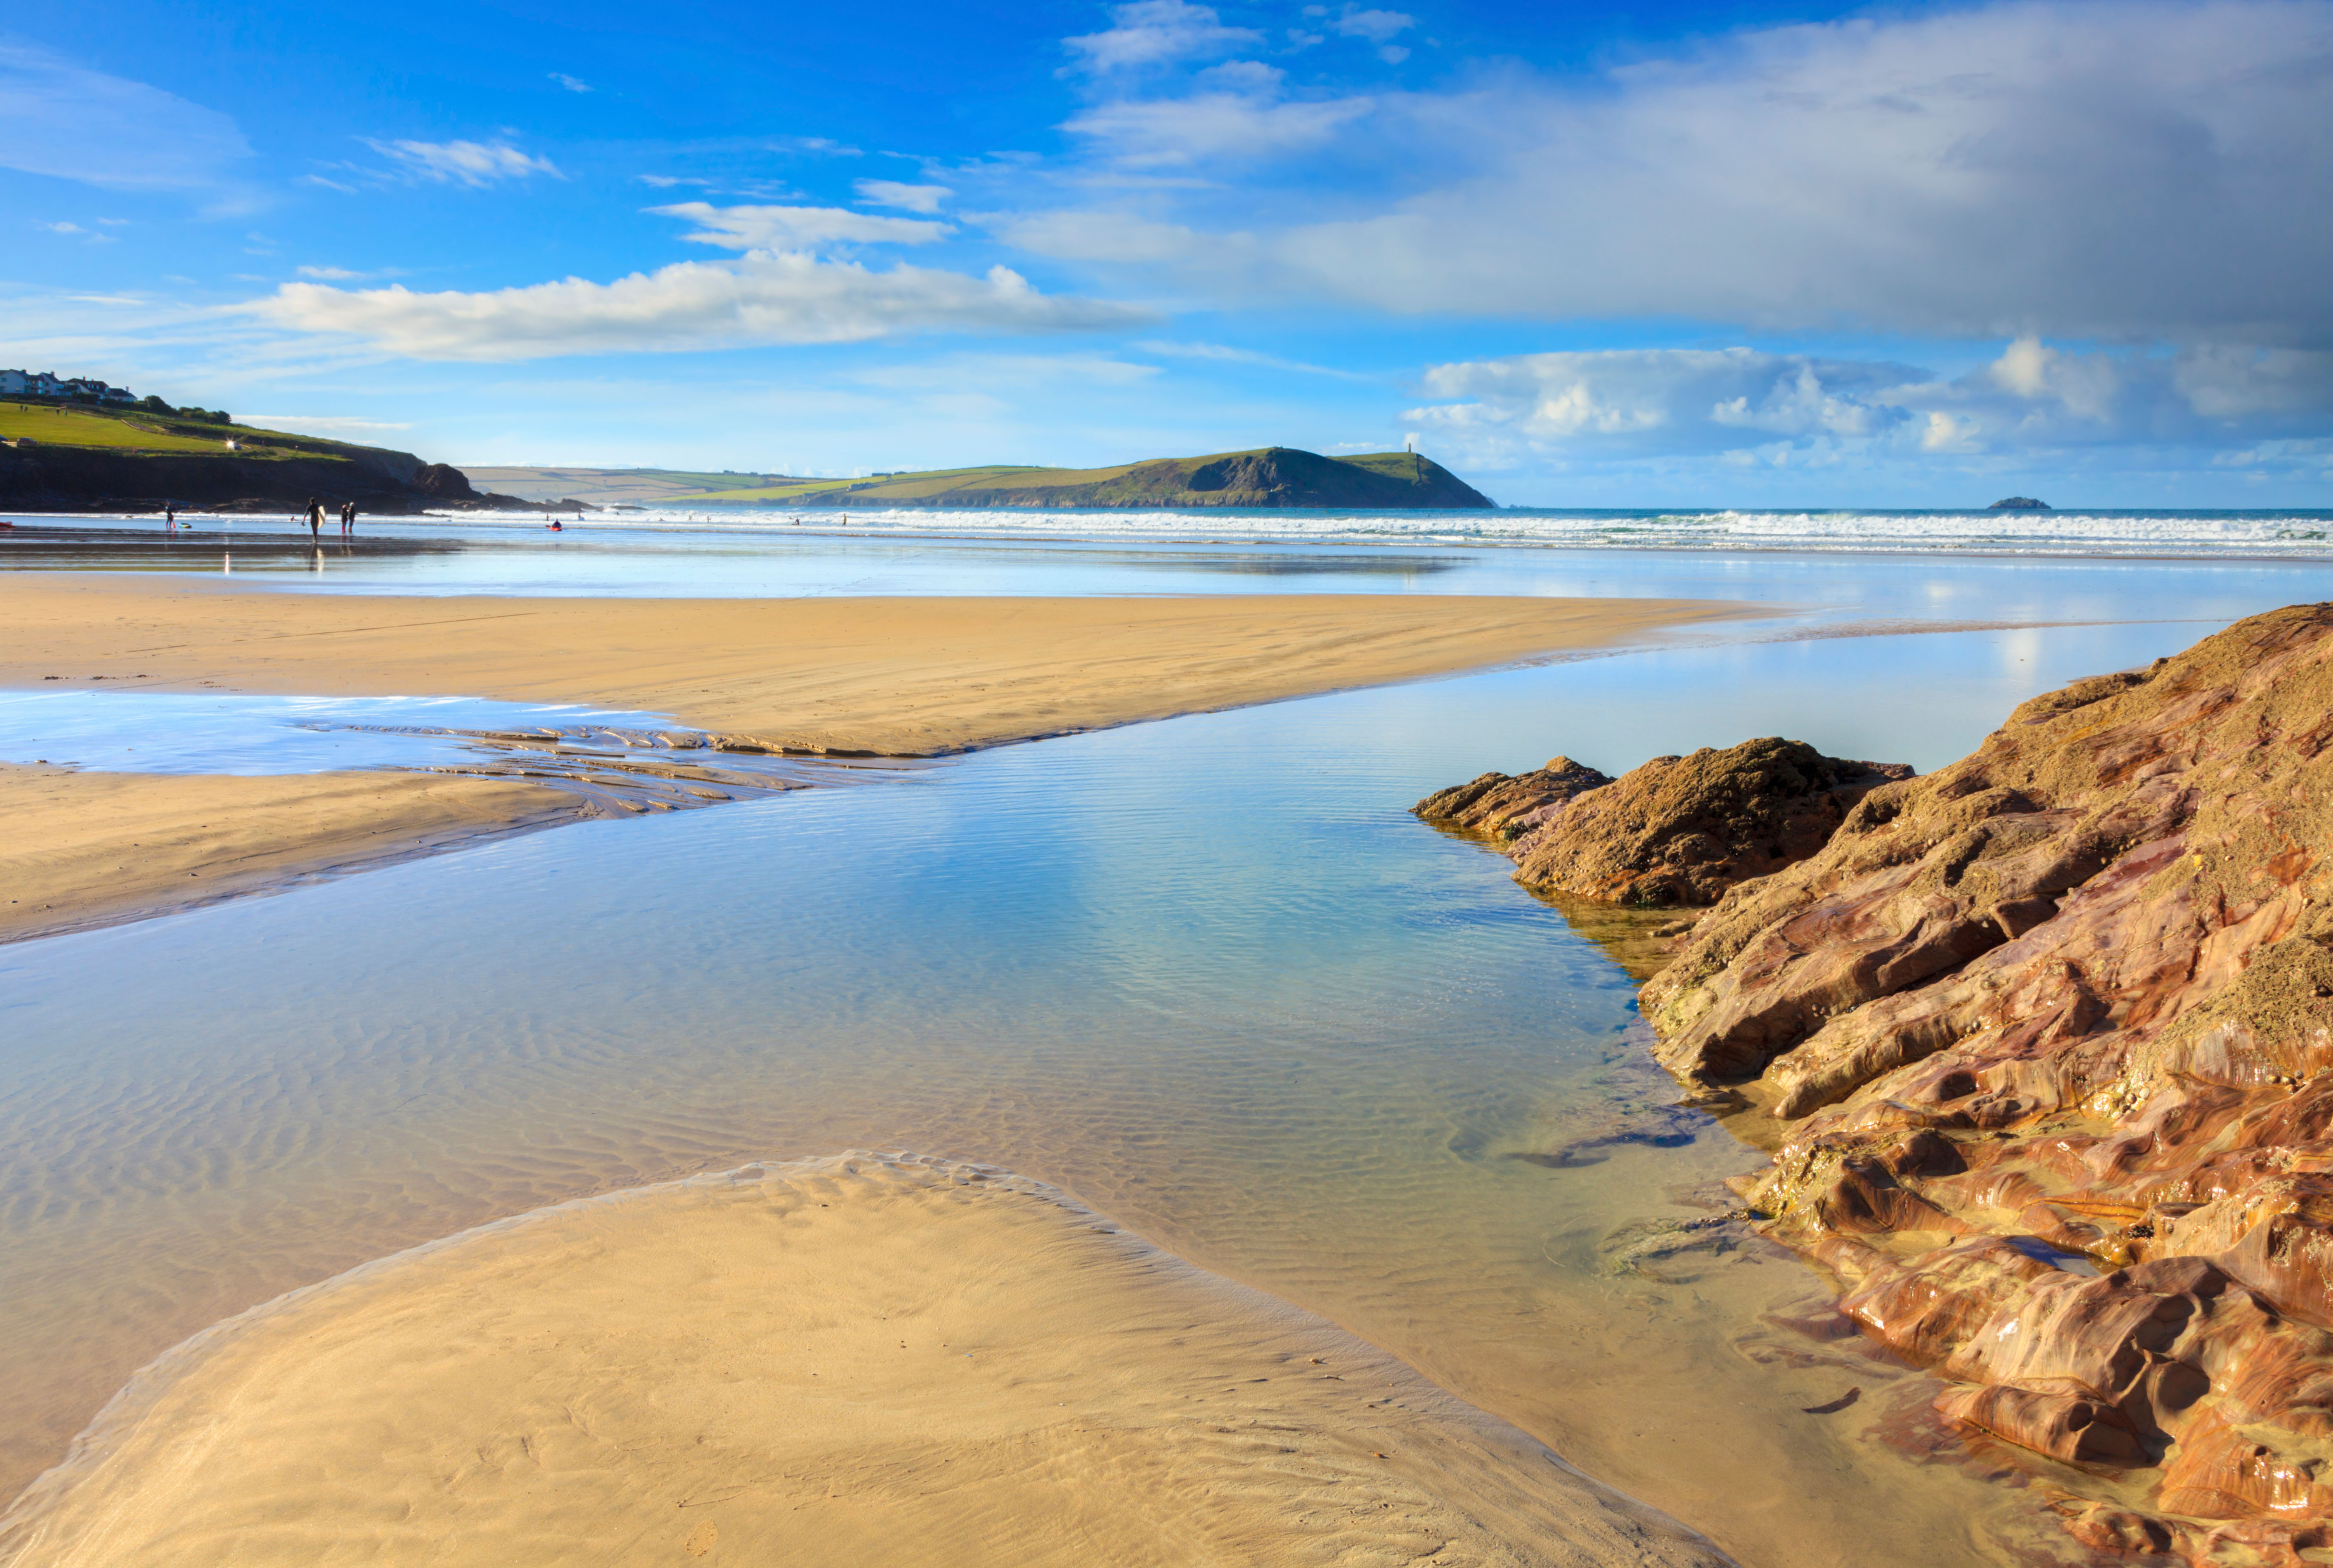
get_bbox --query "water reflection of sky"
[0,608,2237,1566]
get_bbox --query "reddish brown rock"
[1415,738,1912,909]
[1635,605,2333,1553]
[1413,755,1611,840]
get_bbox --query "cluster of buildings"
[0,369,135,404]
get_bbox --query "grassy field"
[0,403,354,460]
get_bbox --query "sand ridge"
[0,1152,1735,1568]
[1,578,1754,942]
[0,577,1747,754]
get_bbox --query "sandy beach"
[1,577,1746,941]
[0,1153,1729,1568]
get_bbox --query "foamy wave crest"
[509,504,2333,556]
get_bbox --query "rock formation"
[1416,738,1912,908]
[1635,605,2333,1559]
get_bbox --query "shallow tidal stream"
[6,546,2332,1565]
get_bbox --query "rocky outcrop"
[1638,605,2333,1559]
[1414,756,1612,840]
[1416,739,1912,909]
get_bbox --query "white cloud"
[1329,7,1413,43]
[296,265,368,280]
[854,179,954,213]
[651,201,954,248]
[42,220,84,234]
[1064,0,1264,71]
[1066,91,1374,166]
[1135,338,1374,380]
[0,42,251,190]
[1405,341,2333,466]
[549,73,592,93]
[247,254,1155,361]
[364,138,561,187]
[1193,60,1285,93]
[1022,0,2333,349]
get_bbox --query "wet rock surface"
[1416,738,1912,909]
[1635,605,2333,1560]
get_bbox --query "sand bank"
[0,577,1743,753]
[1,578,1748,941]
[0,763,592,944]
[0,1153,1731,1568]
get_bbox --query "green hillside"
[0,398,486,511]
[0,402,357,460]
[675,448,1492,510]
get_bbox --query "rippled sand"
[0,1153,1729,1568]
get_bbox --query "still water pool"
[0,578,2301,1565]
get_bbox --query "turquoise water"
[0,598,2247,1566]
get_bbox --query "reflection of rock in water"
[1598,1214,1749,1282]
[1524,888,1694,982]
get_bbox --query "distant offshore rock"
[1988,496,2052,510]
[1415,738,1913,909]
[1598,605,2333,1557]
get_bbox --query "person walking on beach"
[340,501,356,536]
[305,497,324,541]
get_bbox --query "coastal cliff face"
[1415,738,1911,908]
[1633,606,2333,1559]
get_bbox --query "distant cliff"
[827,447,1494,510]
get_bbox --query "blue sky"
[2,0,2328,505]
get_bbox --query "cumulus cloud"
[1064,0,1264,71]
[854,179,954,213]
[0,42,251,190]
[364,138,561,187]
[652,201,953,248]
[1024,0,2333,348]
[1406,341,2333,465]
[248,254,1154,360]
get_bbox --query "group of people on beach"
[303,497,358,538]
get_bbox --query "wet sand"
[0,1154,1730,1568]
[1,577,1747,940]
[0,763,596,944]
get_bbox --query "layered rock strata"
[1636,605,2333,1559]
[1416,738,1911,908]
